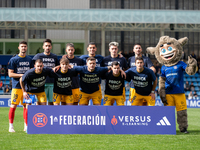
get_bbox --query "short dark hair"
[43,39,52,45]
[35,59,43,64]
[135,57,144,63]
[66,43,74,48]
[86,57,96,62]
[87,42,97,48]
[19,41,27,45]
[111,61,120,67]
[133,43,142,49]
[60,58,69,64]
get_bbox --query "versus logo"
[111,116,118,125]
[33,113,48,127]
[156,116,171,126]
[111,115,151,126]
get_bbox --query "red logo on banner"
[111,115,118,125]
[32,113,48,127]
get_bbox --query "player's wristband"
[151,91,155,94]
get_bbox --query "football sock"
[9,107,16,124]
[25,108,28,126]
[23,107,26,122]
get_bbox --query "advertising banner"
[28,106,176,134]
[1,98,200,108]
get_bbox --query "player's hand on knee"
[23,92,30,99]
[149,93,155,100]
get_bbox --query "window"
[0,0,12,7]
[28,30,46,39]
[0,0,47,8]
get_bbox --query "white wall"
[46,30,85,40]
[47,0,90,9]
[46,0,90,40]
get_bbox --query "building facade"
[0,0,200,58]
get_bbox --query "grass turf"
[0,107,200,150]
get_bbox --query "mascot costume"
[146,36,197,133]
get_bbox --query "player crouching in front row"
[20,59,51,131]
[71,57,126,106]
[49,58,78,105]
[125,57,157,106]
[102,61,125,106]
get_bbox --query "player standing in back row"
[62,43,83,105]
[80,42,104,67]
[8,41,33,132]
[32,39,59,105]
[128,43,156,105]
[102,42,128,102]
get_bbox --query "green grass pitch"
[0,107,200,150]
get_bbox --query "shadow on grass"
[176,130,200,135]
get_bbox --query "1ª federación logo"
[32,113,48,127]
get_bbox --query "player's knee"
[53,103,59,106]
[10,104,17,108]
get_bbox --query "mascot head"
[146,36,188,66]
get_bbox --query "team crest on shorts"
[103,97,108,104]
[79,94,82,99]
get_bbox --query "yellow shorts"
[123,87,126,102]
[11,89,25,105]
[79,90,102,105]
[98,84,102,100]
[72,88,80,103]
[110,87,125,105]
[129,88,136,102]
[165,94,187,111]
[104,94,124,106]
[130,88,149,104]
[131,92,155,106]
[53,93,74,104]
[28,92,47,103]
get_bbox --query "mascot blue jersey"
[80,55,104,67]
[161,61,187,94]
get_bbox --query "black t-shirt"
[102,55,128,70]
[22,67,51,93]
[66,56,83,89]
[32,53,59,83]
[102,71,125,96]
[49,68,78,95]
